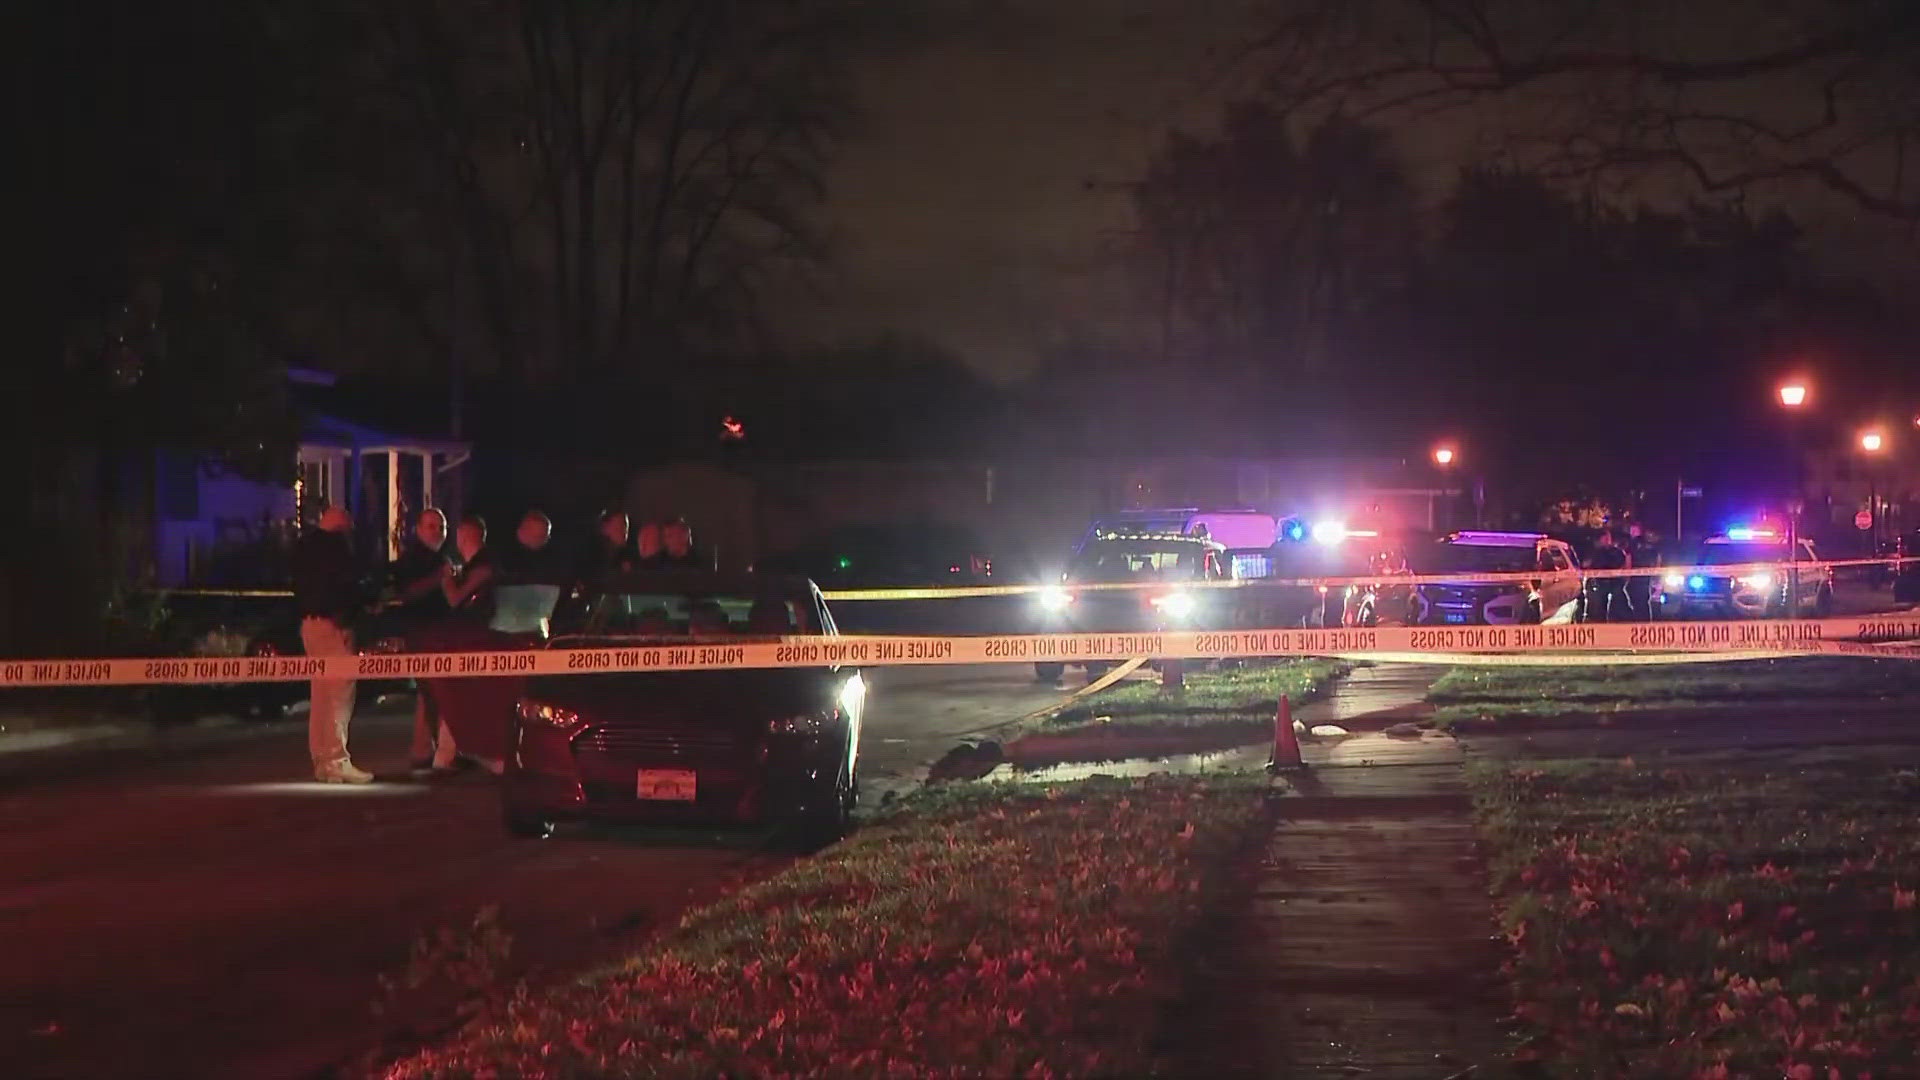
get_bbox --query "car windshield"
[1696,544,1792,566]
[575,590,814,636]
[1069,541,1206,581]
[1416,542,1538,573]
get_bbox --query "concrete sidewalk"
[1162,665,1512,1078]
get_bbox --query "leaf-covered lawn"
[1472,753,1920,1077]
[380,775,1269,1079]
[1431,657,1920,726]
[1048,657,1351,730]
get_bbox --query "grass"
[1429,656,1920,727]
[1471,752,1920,1077]
[1047,657,1352,730]
[378,774,1270,1079]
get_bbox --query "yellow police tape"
[5,616,1918,688]
[147,557,1915,604]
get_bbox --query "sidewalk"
[1161,664,1512,1078]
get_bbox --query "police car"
[1656,529,1833,619]
[1407,531,1584,626]
[1032,529,1229,681]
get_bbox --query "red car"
[496,571,864,841]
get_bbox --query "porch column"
[387,450,403,561]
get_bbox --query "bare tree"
[1244,0,1920,221]
[1131,106,1416,376]
[354,0,851,384]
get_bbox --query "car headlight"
[1037,586,1073,613]
[516,700,580,728]
[1663,573,1686,589]
[1152,591,1197,619]
[1735,573,1774,590]
[838,673,866,715]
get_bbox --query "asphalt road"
[0,663,1071,1080]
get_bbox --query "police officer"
[1585,529,1630,622]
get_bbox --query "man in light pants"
[291,506,372,783]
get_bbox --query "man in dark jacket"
[292,506,373,783]
[1584,529,1630,623]
[390,508,456,774]
[589,510,633,576]
[662,518,707,569]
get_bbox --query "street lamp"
[1777,382,1811,611]
[1430,445,1459,530]
[1862,430,1887,555]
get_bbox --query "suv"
[1656,531,1833,619]
[1033,530,1229,681]
[1406,531,1583,625]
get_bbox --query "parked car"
[1404,531,1584,626]
[1655,532,1834,619]
[1031,529,1230,682]
[496,571,862,841]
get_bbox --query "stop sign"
[1856,510,1873,530]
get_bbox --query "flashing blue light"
[1727,527,1756,541]
[1284,521,1307,541]
[1688,575,1707,590]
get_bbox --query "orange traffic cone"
[1267,694,1306,772]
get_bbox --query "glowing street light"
[1862,431,1885,453]
[1432,446,1456,466]
[1778,383,1808,408]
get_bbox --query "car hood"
[524,666,841,724]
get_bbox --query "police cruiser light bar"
[1444,531,1546,546]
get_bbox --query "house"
[152,368,469,587]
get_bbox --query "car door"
[1537,543,1577,613]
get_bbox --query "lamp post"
[1778,382,1809,612]
[1432,446,1457,531]
[1862,430,1886,557]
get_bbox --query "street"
[0,664,1067,1080]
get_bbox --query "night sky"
[786,0,1918,383]
[776,0,1262,381]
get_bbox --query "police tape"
[147,557,1917,605]
[7,616,1920,688]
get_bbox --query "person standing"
[292,505,373,783]
[1585,529,1630,623]
[430,515,505,774]
[633,520,665,568]
[662,518,705,569]
[442,514,500,623]
[502,509,555,577]
[1626,524,1660,621]
[591,510,633,575]
[392,509,457,775]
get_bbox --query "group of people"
[1581,525,1664,622]
[290,504,706,784]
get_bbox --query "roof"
[299,413,470,456]
[1088,531,1226,551]
[585,569,820,595]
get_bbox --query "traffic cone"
[1266,694,1306,772]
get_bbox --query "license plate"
[1444,613,1469,624]
[637,769,697,801]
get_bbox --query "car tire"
[1084,660,1114,680]
[1034,662,1064,683]
[502,806,554,840]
